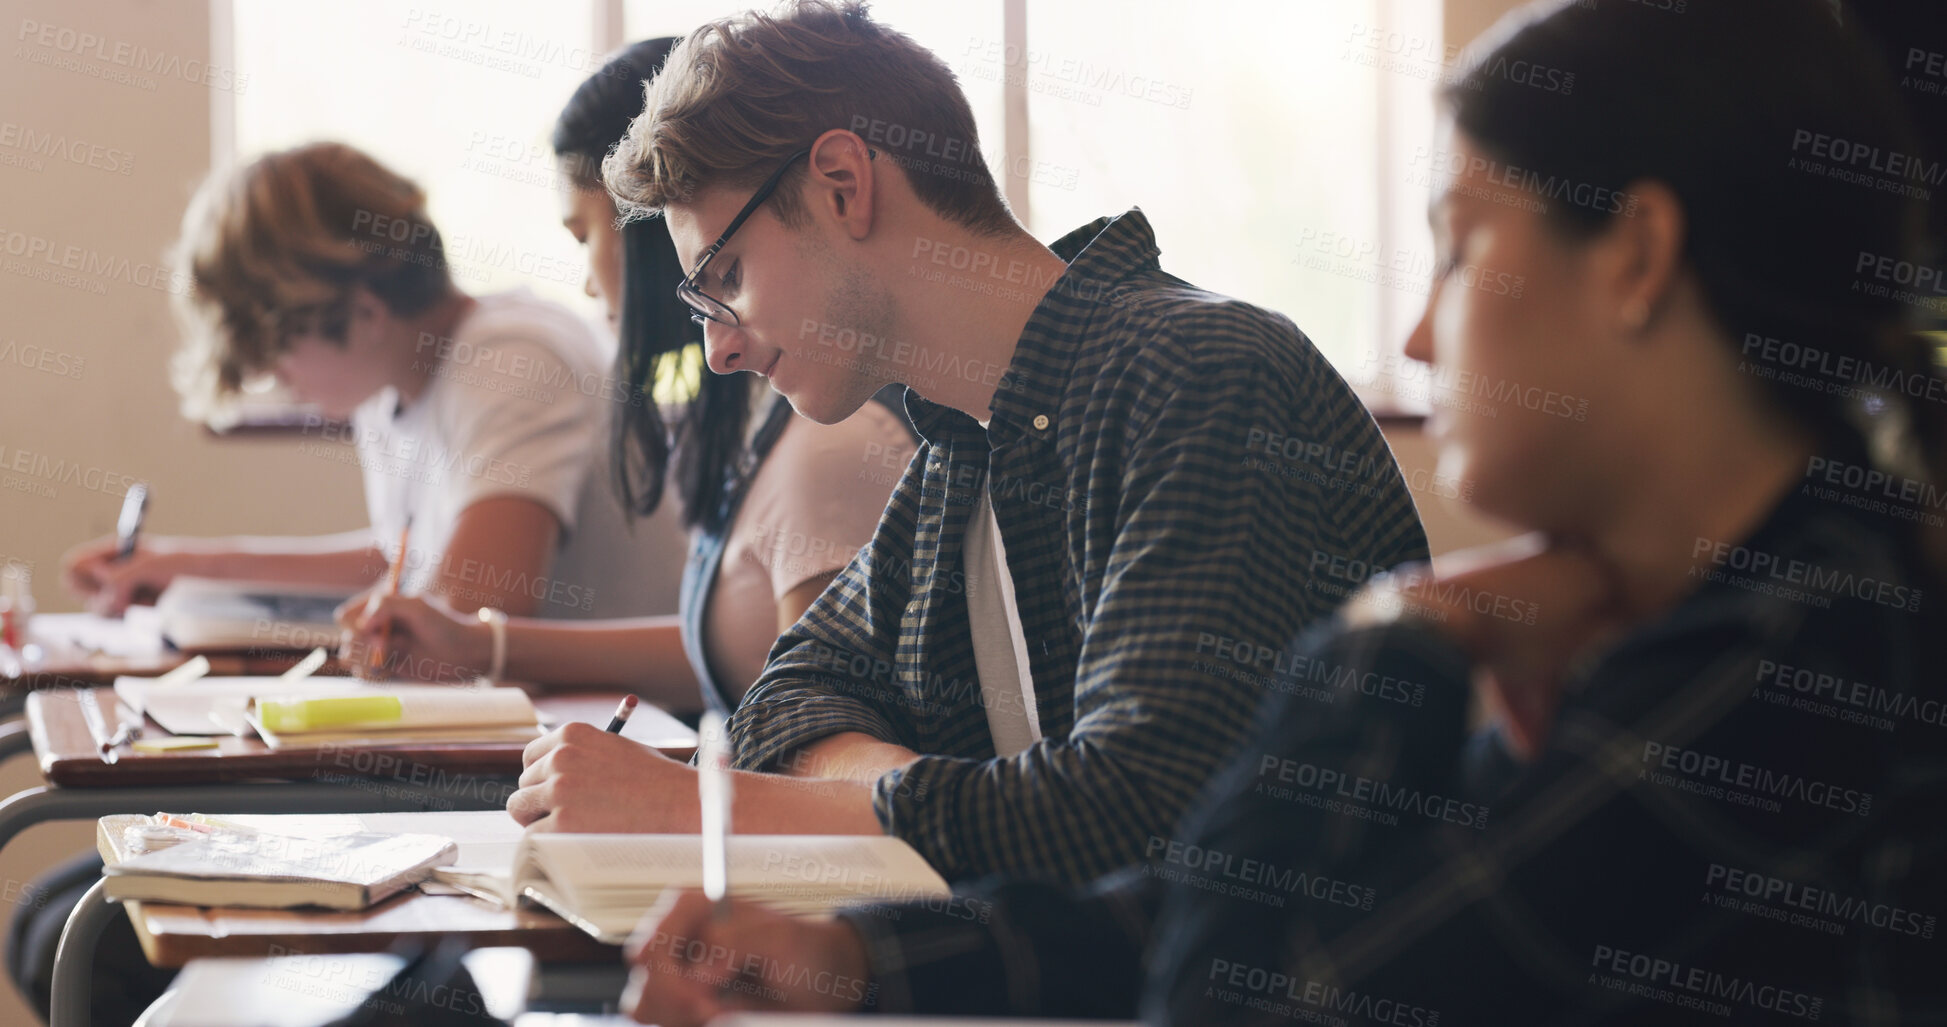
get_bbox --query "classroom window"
[1016,0,1441,386]
[622,0,1007,174]
[228,0,603,313]
[226,0,1437,390]
[633,0,1440,381]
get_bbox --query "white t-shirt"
[350,290,683,619]
[705,394,917,697]
[965,470,1042,758]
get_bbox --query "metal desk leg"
[0,718,34,763]
[50,877,115,1027]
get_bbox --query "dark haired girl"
[344,40,917,741]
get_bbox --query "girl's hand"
[62,536,203,616]
[1345,534,1627,758]
[335,590,492,682]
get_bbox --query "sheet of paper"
[356,810,522,869]
[115,676,512,737]
[164,810,522,869]
[29,608,166,661]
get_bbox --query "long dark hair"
[553,38,753,532]
[1447,0,1946,568]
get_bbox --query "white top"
[964,482,1041,758]
[704,395,917,697]
[350,290,681,619]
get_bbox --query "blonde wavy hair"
[604,0,1014,235]
[169,142,451,423]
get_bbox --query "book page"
[392,687,537,728]
[108,830,457,888]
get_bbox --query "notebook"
[435,834,954,944]
[247,685,542,748]
[28,606,167,661]
[113,675,542,744]
[155,576,358,652]
[99,822,458,910]
[99,811,520,868]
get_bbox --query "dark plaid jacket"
[840,483,1947,1025]
[729,208,1429,884]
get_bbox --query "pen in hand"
[367,517,413,674]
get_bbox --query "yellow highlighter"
[256,695,404,734]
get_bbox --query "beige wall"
[3,6,366,1023]
[2,0,371,610]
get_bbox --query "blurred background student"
[615,2,1947,1024]
[64,140,673,627]
[340,39,918,714]
[24,38,917,1022]
[25,136,688,1025]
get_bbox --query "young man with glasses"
[508,0,1429,887]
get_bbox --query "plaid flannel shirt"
[836,481,1947,1025]
[727,208,1429,884]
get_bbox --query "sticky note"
[132,737,220,753]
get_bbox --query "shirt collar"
[905,208,1163,445]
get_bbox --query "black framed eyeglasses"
[676,148,812,327]
[676,144,876,327]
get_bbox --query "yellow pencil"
[368,517,412,672]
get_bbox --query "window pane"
[851,0,1006,161]
[231,0,600,311]
[1014,0,1440,378]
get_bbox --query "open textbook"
[93,812,952,943]
[155,576,359,652]
[435,834,954,943]
[98,813,457,910]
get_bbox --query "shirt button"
[1032,414,1051,431]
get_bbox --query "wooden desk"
[27,687,697,787]
[2,685,696,878]
[3,610,329,695]
[65,813,617,1027]
[127,893,612,966]
[21,689,690,1027]
[96,812,612,967]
